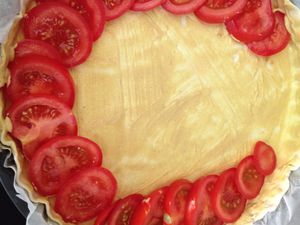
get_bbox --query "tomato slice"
[211,168,247,223]
[23,2,93,67]
[107,194,143,225]
[36,0,105,41]
[131,0,165,11]
[28,135,103,196]
[162,0,206,15]
[185,175,223,225]
[194,0,247,23]
[236,156,265,199]
[131,187,167,225]
[163,179,192,225]
[95,202,119,225]
[225,0,275,43]
[6,94,77,160]
[253,141,276,176]
[247,12,291,56]
[15,39,61,60]
[55,167,117,223]
[7,55,75,107]
[103,0,135,20]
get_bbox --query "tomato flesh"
[236,156,265,199]
[163,179,192,225]
[131,0,166,11]
[23,2,93,67]
[225,0,275,43]
[162,0,206,15]
[185,175,223,225]
[131,187,167,225]
[211,168,246,223]
[55,167,117,223]
[253,141,277,176]
[103,0,135,20]
[247,12,291,56]
[6,94,77,160]
[29,136,103,196]
[7,55,75,107]
[194,0,247,23]
[107,194,143,225]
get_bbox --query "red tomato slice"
[15,39,61,60]
[225,0,275,43]
[131,0,165,11]
[36,0,105,41]
[103,0,135,20]
[55,167,117,223]
[131,187,167,225]
[194,0,247,23]
[185,175,223,225]
[247,12,291,56]
[23,2,93,67]
[236,156,265,199]
[6,94,77,160]
[7,55,75,107]
[95,202,119,225]
[28,135,103,196]
[211,168,247,223]
[107,194,143,225]
[163,179,192,225]
[253,141,276,176]
[162,0,206,15]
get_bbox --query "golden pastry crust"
[1,0,300,225]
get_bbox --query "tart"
[0,0,300,224]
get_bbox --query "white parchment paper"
[0,0,300,224]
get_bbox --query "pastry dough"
[1,0,300,224]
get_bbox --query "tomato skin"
[6,94,78,160]
[247,12,291,56]
[225,0,275,43]
[163,179,192,225]
[107,194,143,225]
[236,156,265,199]
[28,135,103,196]
[15,39,61,60]
[23,2,93,67]
[103,0,135,20]
[185,175,223,225]
[253,141,276,176]
[131,0,166,11]
[55,167,117,223]
[211,168,247,223]
[131,187,168,225]
[194,0,247,24]
[162,0,206,15]
[7,55,75,107]
[95,202,120,225]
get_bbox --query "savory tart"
[0,0,300,224]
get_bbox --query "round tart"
[0,0,300,224]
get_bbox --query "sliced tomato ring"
[131,0,165,11]
[95,202,120,225]
[28,135,103,196]
[236,156,265,199]
[225,0,275,43]
[107,194,143,225]
[131,187,168,225]
[6,94,77,160]
[211,168,247,223]
[194,0,247,24]
[253,141,276,176]
[23,2,93,67]
[15,39,61,60]
[163,179,192,225]
[103,0,135,20]
[247,12,291,56]
[55,167,117,223]
[162,0,206,15]
[7,55,75,107]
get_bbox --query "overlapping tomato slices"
[132,0,165,11]
[103,0,135,20]
[162,0,206,15]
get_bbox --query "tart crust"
[1,0,300,224]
